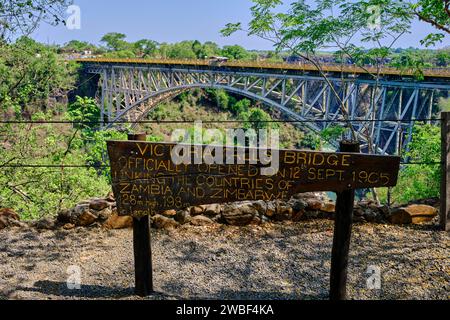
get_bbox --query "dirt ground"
[0,220,448,300]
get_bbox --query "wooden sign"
[107,141,401,217]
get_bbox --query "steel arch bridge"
[77,58,450,155]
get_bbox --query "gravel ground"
[0,220,448,300]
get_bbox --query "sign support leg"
[441,112,450,232]
[128,133,153,297]
[330,141,360,300]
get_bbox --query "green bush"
[379,124,441,204]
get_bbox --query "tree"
[0,37,77,117]
[231,98,251,115]
[412,0,450,35]
[100,32,129,51]
[63,40,95,53]
[134,39,158,57]
[221,45,251,60]
[242,107,275,130]
[0,0,72,41]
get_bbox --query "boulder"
[72,204,90,217]
[152,215,179,230]
[222,202,258,226]
[273,205,293,221]
[161,210,177,217]
[201,204,222,217]
[175,210,191,224]
[265,202,277,218]
[33,217,55,230]
[106,191,115,202]
[77,210,98,227]
[320,202,336,214]
[389,205,438,225]
[190,215,215,226]
[89,199,109,211]
[104,213,133,230]
[57,209,72,223]
[289,199,307,213]
[0,209,20,230]
[306,199,323,211]
[190,206,205,216]
[63,223,76,230]
[97,208,113,221]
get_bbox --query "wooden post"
[441,112,450,232]
[128,133,154,296]
[330,141,360,300]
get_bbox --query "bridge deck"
[76,58,450,80]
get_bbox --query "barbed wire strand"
[0,118,443,125]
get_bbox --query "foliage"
[100,32,130,51]
[241,107,277,131]
[379,124,441,204]
[231,98,251,115]
[0,121,110,220]
[439,97,450,111]
[83,130,128,178]
[67,96,100,134]
[390,50,433,80]
[321,125,346,142]
[412,0,450,38]
[0,37,78,116]
[0,0,72,40]
[221,45,252,60]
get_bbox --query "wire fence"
[0,117,444,169]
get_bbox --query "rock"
[292,210,305,222]
[63,223,76,230]
[377,205,391,217]
[77,210,98,227]
[320,202,336,214]
[33,217,55,230]
[73,204,90,217]
[161,210,177,217]
[190,206,205,216]
[97,208,112,221]
[89,199,109,211]
[273,205,293,221]
[251,201,267,214]
[222,202,258,226]
[0,209,20,230]
[175,210,191,224]
[104,213,133,229]
[265,202,277,217]
[202,204,222,217]
[306,199,323,211]
[57,209,72,223]
[190,215,215,226]
[389,205,438,225]
[152,215,179,230]
[106,191,115,202]
[289,199,307,213]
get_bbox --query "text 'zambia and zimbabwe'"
[107,141,401,217]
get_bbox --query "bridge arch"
[110,83,323,137]
[80,60,450,154]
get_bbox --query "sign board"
[107,141,401,217]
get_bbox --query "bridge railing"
[74,57,450,79]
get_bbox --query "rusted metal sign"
[107,141,401,217]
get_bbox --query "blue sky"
[31,0,449,50]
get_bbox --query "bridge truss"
[82,61,450,155]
